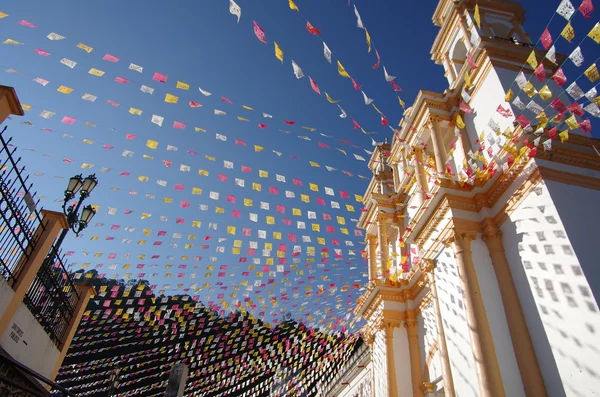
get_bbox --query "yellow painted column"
[0,210,68,336]
[368,234,379,281]
[449,230,505,397]
[382,320,399,397]
[49,284,96,381]
[481,219,547,397]
[424,261,456,397]
[405,311,424,397]
[378,214,389,274]
[430,119,448,173]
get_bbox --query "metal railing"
[0,125,80,347]
[0,126,44,286]
[23,244,80,347]
[0,348,76,397]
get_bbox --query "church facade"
[330,0,600,396]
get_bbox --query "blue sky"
[0,0,562,330]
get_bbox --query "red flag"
[258,123,268,128]
[276,205,285,213]
[579,119,592,133]
[269,187,279,195]
[318,142,329,148]
[459,102,473,114]
[350,77,362,91]
[253,21,267,43]
[316,198,325,205]
[567,102,585,116]
[173,121,185,129]
[548,127,557,140]
[226,195,236,203]
[351,117,360,130]
[163,160,172,167]
[553,68,567,86]
[496,105,513,118]
[221,96,233,104]
[372,49,381,69]
[467,51,477,69]
[540,27,553,50]
[515,114,530,128]
[235,139,246,146]
[189,101,202,108]
[293,178,303,186]
[284,120,296,125]
[579,0,594,18]
[232,210,241,218]
[534,62,545,82]
[63,158,73,163]
[309,77,321,94]
[217,174,227,182]
[242,165,252,172]
[390,81,402,91]
[381,115,389,126]
[115,76,129,84]
[306,21,321,35]
[340,191,349,198]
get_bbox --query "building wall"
[419,300,442,383]
[0,301,61,379]
[501,179,600,397]
[372,330,387,397]
[334,363,372,397]
[392,325,412,397]
[0,278,15,318]
[434,248,479,397]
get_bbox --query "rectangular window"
[562,245,574,256]
[545,216,557,224]
[544,245,555,255]
[536,232,546,241]
[553,264,563,274]
[553,230,566,239]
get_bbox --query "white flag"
[353,154,366,161]
[585,87,598,100]
[223,160,234,169]
[566,82,585,100]
[515,71,527,89]
[297,221,306,230]
[584,103,600,117]
[107,207,117,215]
[361,91,373,105]
[568,46,584,67]
[285,191,295,198]
[216,133,227,141]
[337,105,347,118]
[542,139,552,151]
[557,0,575,20]
[545,45,556,63]
[235,178,245,187]
[249,213,258,222]
[40,110,55,119]
[325,187,334,196]
[291,60,304,79]
[526,100,543,115]
[209,191,219,200]
[512,96,526,110]
[82,93,97,102]
[325,166,337,171]
[199,88,212,96]
[140,85,154,94]
[157,180,167,187]
[129,63,143,73]
[229,0,242,23]
[214,109,227,116]
[60,58,77,68]
[331,201,340,209]
[272,150,282,156]
[180,164,191,172]
[383,66,396,82]
[276,174,286,182]
[166,145,178,151]
[47,32,65,40]
[151,114,164,126]
[260,202,269,210]
[263,113,273,118]
[323,42,332,64]
[354,5,364,29]
[33,77,50,86]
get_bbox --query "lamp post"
[55,174,98,251]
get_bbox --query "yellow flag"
[455,114,465,129]
[165,93,179,104]
[337,61,350,78]
[81,163,94,169]
[561,22,575,42]
[244,198,253,206]
[398,97,406,108]
[146,139,158,149]
[237,116,249,121]
[192,187,202,194]
[309,161,320,167]
[464,71,473,88]
[289,0,299,11]
[365,29,371,52]
[301,194,310,203]
[309,183,318,192]
[266,216,275,225]
[242,105,254,110]
[227,226,236,235]
[198,169,209,176]
[559,130,569,142]
[195,127,206,132]
[57,85,73,94]
[205,155,215,161]
[336,148,347,155]
[138,175,149,182]
[565,115,578,130]
[584,63,599,82]
[176,81,190,90]
[274,42,284,62]
[588,22,600,44]
[525,50,538,69]
[83,139,94,144]
[163,197,173,203]
[254,145,264,152]
[252,182,261,192]
[345,205,354,213]
[325,92,340,103]
[88,68,104,77]
[536,112,548,128]
[539,85,552,101]
[474,4,481,28]
[21,104,31,111]
[0,12,8,18]
[259,169,268,178]
[129,107,143,115]
[215,207,225,214]
[523,81,537,97]
[354,194,364,202]
[3,39,22,45]
[312,224,320,232]
[77,43,93,53]
[505,89,514,102]
[141,213,152,220]
[292,208,301,216]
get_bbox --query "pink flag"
[540,27,553,50]
[103,144,114,149]
[217,174,227,182]
[391,81,402,91]
[232,210,241,218]
[61,116,76,125]
[126,133,136,140]
[568,102,585,116]
[459,102,473,114]
[235,139,246,146]
[34,48,50,56]
[515,114,530,128]
[318,142,329,148]
[242,165,252,172]
[253,21,267,43]
[293,178,302,186]
[115,76,129,84]
[176,218,185,224]
[189,101,202,108]
[467,51,478,69]
[175,184,185,190]
[372,49,381,69]
[226,195,236,203]
[579,119,592,133]
[340,191,349,198]
[316,198,325,205]
[153,72,168,83]
[284,120,295,125]
[276,205,285,213]
[306,21,321,35]
[351,117,360,130]
[270,187,279,195]
[187,149,197,155]
[18,20,37,28]
[103,53,119,62]
[579,0,594,18]
[221,96,233,104]
[180,201,191,208]
[496,104,513,118]
[106,100,120,107]
[534,62,545,82]
[350,77,362,91]
[120,172,131,176]
[163,160,173,167]
[63,158,73,163]
[258,123,268,128]
[173,121,185,129]
[552,68,567,86]
[309,77,321,95]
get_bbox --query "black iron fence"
[0,126,44,286]
[0,125,80,347]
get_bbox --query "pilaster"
[367,234,379,281]
[381,318,401,397]
[405,310,424,397]
[377,214,390,273]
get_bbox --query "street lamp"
[55,174,98,250]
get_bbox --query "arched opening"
[450,39,468,77]
[490,22,511,39]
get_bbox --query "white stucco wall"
[471,237,525,397]
[372,330,387,397]
[419,300,443,383]
[501,180,600,397]
[0,301,61,380]
[392,325,412,397]
[0,277,15,318]
[434,248,479,397]
[334,362,372,397]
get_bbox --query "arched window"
[450,38,468,77]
